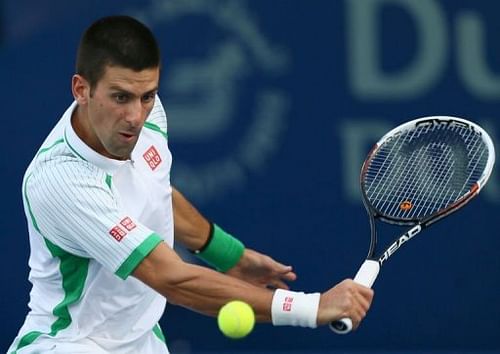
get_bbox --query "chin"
[106,147,133,161]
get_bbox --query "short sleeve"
[145,95,168,135]
[25,158,162,279]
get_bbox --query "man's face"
[76,65,160,160]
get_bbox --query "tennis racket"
[330,116,495,334]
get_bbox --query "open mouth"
[118,132,136,142]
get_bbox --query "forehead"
[98,65,160,92]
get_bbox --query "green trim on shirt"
[36,138,64,157]
[10,330,42,354]
[12,241,89,353]
[153,323,166,344]
[44,238,90,330]
[16,175,90,353]
[23,173,40,233]
[115,233,163,279]
[105,174,112,189]
[144,121,168,139]
[64,128,87,161]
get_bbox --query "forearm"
[172,187,245,271]
[172,186,210,251]
[134,242,273,321]
[134,243,372,329]
[164,262,273,321]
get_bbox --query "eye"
[142,93,156,103]
[113,93,129,103]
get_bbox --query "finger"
[354,288,372,312]
[268,258,290,268]
[279,270,297,282]
[350,307,366,330]
[355,283,374,297]
[358,287,374,310]
[270,262,293,274]
[351,292,371,330]
[268,279,290,290]
[353,307,367,330]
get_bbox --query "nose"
[125,99,146,127]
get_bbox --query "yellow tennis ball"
[217,300,255,339]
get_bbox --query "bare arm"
[171,186,210,251]
[133,241,273,321]
[165,187,374,327]
[132,241,373,327]
[171,187,297,288]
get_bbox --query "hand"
[225,249,297,289]
[316,279,374,329]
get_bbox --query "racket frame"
[363,116,494,264]
[330,116,495,334]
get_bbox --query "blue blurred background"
[1,0,499,353]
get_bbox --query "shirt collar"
[63,101,128,174]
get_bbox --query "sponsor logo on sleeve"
[109,217,137,242]
[109,225,127,242]
[143,145,162,171]
[120,217,137,231]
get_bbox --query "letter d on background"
[348,0,447,100]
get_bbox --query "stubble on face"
[73,65,160,160]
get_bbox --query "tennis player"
[8,16,373,353]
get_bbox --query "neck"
[71,105,100,155]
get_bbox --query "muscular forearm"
[171,186,210,251]
[134,242,373,329]
[172,187,244,272]
[164,263,273,321]
[133,242,273,321]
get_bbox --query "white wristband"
[271,289,321,328]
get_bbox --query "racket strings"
[366,128,421,207]
[388,143,451,218]
[412,143,458,218]
[382,127,481,217]
[409,127,466,216]
[367,125,439,212]
[371,130,454,217]
[394,132,469,215]
[363,122,489,221]
[371,139,425,215]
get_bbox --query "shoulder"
[144,95,168,138]
[25,153,110,205]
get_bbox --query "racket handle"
[330,260,380,334]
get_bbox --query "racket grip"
[330,260,380,334]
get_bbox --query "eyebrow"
[109,86,158,97]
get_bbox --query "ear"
[72,74,90,105]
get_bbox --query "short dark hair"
[76,16,161,90]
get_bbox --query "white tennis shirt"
[9,97,174,353]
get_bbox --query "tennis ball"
[217,300,255,339]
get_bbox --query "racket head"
[331,117,494,335]
[361,116,495,226]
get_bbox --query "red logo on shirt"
[109,226,127,242]
[120,217,136,231]
[282,296,294,312]
[143,145,162,170]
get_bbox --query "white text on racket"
[378,225,422,265]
